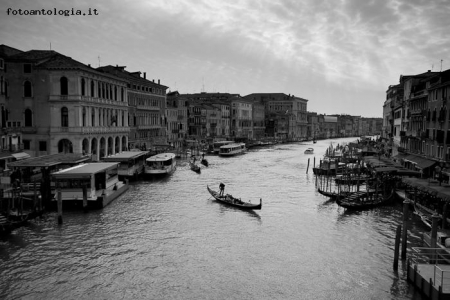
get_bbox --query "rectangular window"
[23,140,31,150]
[23,63,32,73]
[0,58,4,69]
[39,141,47,151]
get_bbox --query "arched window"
[91,80,95,97]
[24,108,32,126]
[61,107,69,127]
[60,77,68,95]
[98,82,101,98]
[92,108,95,126]
[81,78,86,96]
[114,86,117,100]
[24,81,32,97]
[121,87,124,101]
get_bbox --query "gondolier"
[219,182,225,196]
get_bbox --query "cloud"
[1,0,449,116]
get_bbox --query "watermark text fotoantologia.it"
[6,8,98,16]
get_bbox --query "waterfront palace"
[382,68,450,178]
[0,43,382,168]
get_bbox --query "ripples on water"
[1,138,426,299]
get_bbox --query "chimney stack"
[143,72,146,79]
[158,79,160,84]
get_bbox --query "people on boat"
[219,182,225,196]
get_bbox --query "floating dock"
[408,248,450,299]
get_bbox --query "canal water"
[1,137,428,299]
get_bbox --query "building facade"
[5,50,130,160]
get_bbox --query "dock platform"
[408,248,450,299]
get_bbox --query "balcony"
[21,126,38,134]
[50,126,131,134]
[410,109,423,115]
[136,105,160,111]
[49,95,128,107]
[49,95,82,101]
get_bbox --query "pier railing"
[410,247,450,265]
[434,265,450,293]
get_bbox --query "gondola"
[190,162,201,173]
[207,185,262,210]
[317,188,352,200]
[336,189,395,210]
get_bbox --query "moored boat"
[219,143,246,157]
[336,189,395,210]
[207,185,261,210]
[145,153,176,176]
[317,188,352,200]
[51,162,129,209]
[102,151,150,180]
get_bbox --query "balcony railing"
[50,126,131,134]
[410,109,423,115]
[21,126,38,134]
[136,105,160,111]
[49,95,128,106]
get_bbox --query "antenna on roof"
[202,77,205,93]
[441,59,443,72]
[98,56,101,67]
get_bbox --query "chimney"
[158,79,160,84]
[428,70,431,73]
[152,79,154,83]
[143,72,146,79]
[88,64,91,67]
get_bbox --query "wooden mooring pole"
[57,188,63,225]
[442,202,448,230]
[431,213,440,264]
[401,199,411,260]
[306,158,310,174]
[82,184,88,213]
[393,224,401,270]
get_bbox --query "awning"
[393,153,408,160]
[11,152,31,161]
[404,154,435,170]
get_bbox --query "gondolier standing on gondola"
[219,182,225,196]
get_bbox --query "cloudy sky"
[1,0,449,117]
